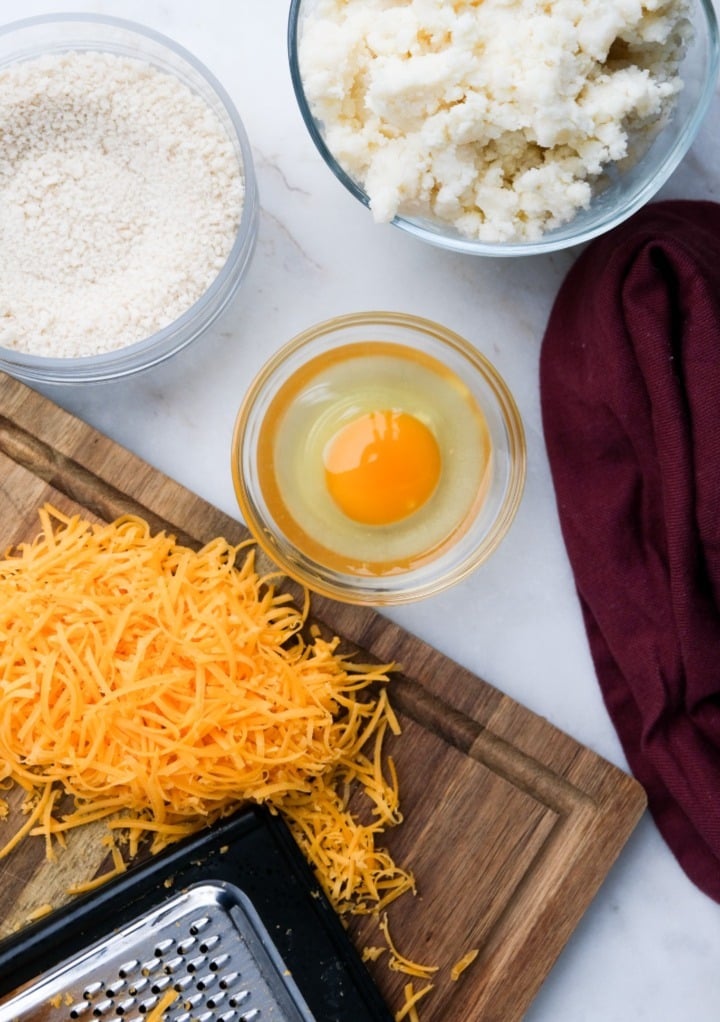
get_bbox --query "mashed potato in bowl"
[297,0,690,243]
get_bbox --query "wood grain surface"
[0,372,647,1021]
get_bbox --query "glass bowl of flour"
[0,14,258,383]
[288,0,719,256]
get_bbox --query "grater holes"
[184,955,206,974]
[149,976,172,996]
[227,989,251,1009]
[117,961,140,980]
[194,973,217,993]
[208,953,230,972]
[75,929,241,1022]
[197,934,220,955]
[162,956,183,975]
[140,958,163,978]
[138,996,161,1015]
[39,896,297,1022]
[188,915,211,935]
[127,977,149,997]
[205,989,228,1010]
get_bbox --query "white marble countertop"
[3,1,719,1019]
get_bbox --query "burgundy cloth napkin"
[540,200,720,902]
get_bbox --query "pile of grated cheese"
[0,506,410,910]
[0,506,480,1020]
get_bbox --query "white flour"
[0,51,245,358]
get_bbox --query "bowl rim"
[231,310,527,605]
[287,0,720,256]
[0,12,258,382]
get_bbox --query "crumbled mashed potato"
[298,0,689,242]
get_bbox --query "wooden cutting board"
[0,372,646,1021]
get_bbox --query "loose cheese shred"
[0,506,405,918]
[0,783,56,860]
[280,694,414,915]
[144,986,179,1022]
[450,947,479,981]
[395,981,434,1022]
[68,837,128,895]
[25,902,54,923]
[48,994,73,1009]
[378,913,439,980]
[362,946,386,963]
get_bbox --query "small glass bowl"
[0,14,258,384]
[232,312,526,605]
[288,0,719,257]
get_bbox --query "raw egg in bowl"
[231,312,526,604]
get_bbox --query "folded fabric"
[540,200,720,902]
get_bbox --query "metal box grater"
[0,882,315,1022]
[0,807,393,1022]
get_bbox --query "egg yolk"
[323,409,442,526]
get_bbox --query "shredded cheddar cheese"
[450,947,479,980]
[395,981,434,1022]
[0,506,408,910]
[279,692,414,915]
[25,902,53,922]
[379,913,439,980]
[144,986,179,1022]
[0,506,459,1020]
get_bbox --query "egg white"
[265,346,491,573]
